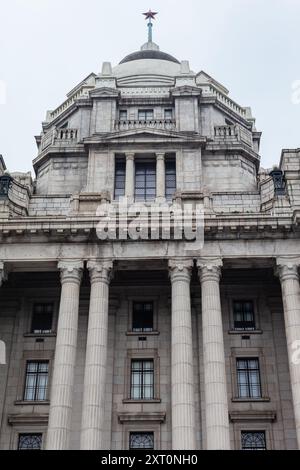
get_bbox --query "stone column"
[197,257,230,450]
[46,260,83,450]
[125,152,135,200]
[277,257,300,448]
[156,152,165,203]
[80,260,113,450]
[169,258,196,450]
[0,262,6,287]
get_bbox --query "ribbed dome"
[119,49,180,65]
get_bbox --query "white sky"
[0,0,299,174]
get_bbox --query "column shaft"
[197,258,230,450]
[80,260,112,450]
[156,153,165,202]
[169,259,196,450]
[46,260,83,450]
[277,260,300,448]
[125,153,135,200]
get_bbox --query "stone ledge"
[8,413,49,425]
[229,411,276,422]
[118,411,166,423]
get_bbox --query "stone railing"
[214,125,253,148]
[114,119,176,132]
[56,128,78,141]
[49,85,94,122]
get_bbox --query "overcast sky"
[0,0,299,174]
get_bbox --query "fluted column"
[46,260,83,450]
[80,259,113,450]
[169,258,196,450]
[276,257,300,448]
[197,257,230,450]
[125,152,135,200]
[156,152,165,202]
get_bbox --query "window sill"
[228,330,263,335]
[23,333,56,338]
[126,331,160,337]
[231,397,270,403]
[122,399,161,404]
[14,400,50,406]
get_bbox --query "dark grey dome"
[119,49,180,65]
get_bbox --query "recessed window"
[165,158,176,200]
[129,432,154,449]
[31,303,53,334]
[119,110,127,120]
[135,160,156,201]
[130,359,154,400]
[18,433,42,450]
[241,431,266,450]
[114,157,126,199]
[236,358,262,399]
[138,109,154,121]
[132,302,154,332]
[233,300,255,331]
[23,361,49,401]
[164,109,173,120]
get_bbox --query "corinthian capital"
[58,260,84,284]
[87,259,113,285]
[197,257,223,282]
[276,256,300,282]
[168,258,193,282]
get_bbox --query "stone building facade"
[0,34,300,451]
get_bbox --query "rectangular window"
[135,161,156,201]
[165,158,176,200]
[130,359,154,400]
[31,303,53,334]
[119,110,127,120]
[233,300,255,330]
[241,431,266,450]
[164,109,173,120]
[23,361,49,401]
[138,109,154,121]
[132,302,154,332]
[114,157,126,199]
[129,432,154,449]
[18,433,42,450]
[236,358,262,398]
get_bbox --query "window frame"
[129,431,155,450]
[25,297,58,337]
[164,109,173,120]
[227,295,262,334]
[18,433,43,450]
[127,297,159,335]
[138,109,154,121]
[236,357,262,399]
[119,109,128,121]
[240,430,267,450]
[130,359,154,400]
[165,157,176,201]
[31,303,54,335]
[134,159,156,202]
[23,360,49,402]
[123,349,160,403]
[114,156,126,200]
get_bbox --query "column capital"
[276,257,300,282]
[156,152,165,160]
[125,152,135,161]
[168,257,193,282]
[58,260,84,284]
[87,259,113,285]
[197,257,223,282]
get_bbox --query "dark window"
[23,361,49,401]
[236,358,262,398]
[135,161,156,201]
[164,109,173,120]
[165,158,176,200]
[119,110,127,120]
[233,300,255,331]
[132,302,154,332]
[114,157,126,199]
[241,431,266,450]
[31,303,53,334]
[138,109,154,121]
[129,432,154,449]
[130,359,154,400]
[18,433,42,450]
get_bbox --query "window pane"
[31,303,53,334]
[132,302,154,332]
[119,110,127,120]
[241,431,266,450]
[236,358,261,399]
[24,361,49,401]
[114,158,126,199]
[233,300,255,330]
[130,359,154,400]
[164,109,173,120]
[18,434,42,450]
[130,432,154,449]
[165,159,176,200]
[135,161,156,201]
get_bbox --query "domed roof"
[113,41,181,84]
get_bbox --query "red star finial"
[143,9,158,21]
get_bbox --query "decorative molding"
[8,414,49,426]
[229,411,276,423]
[118,412,166,424]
